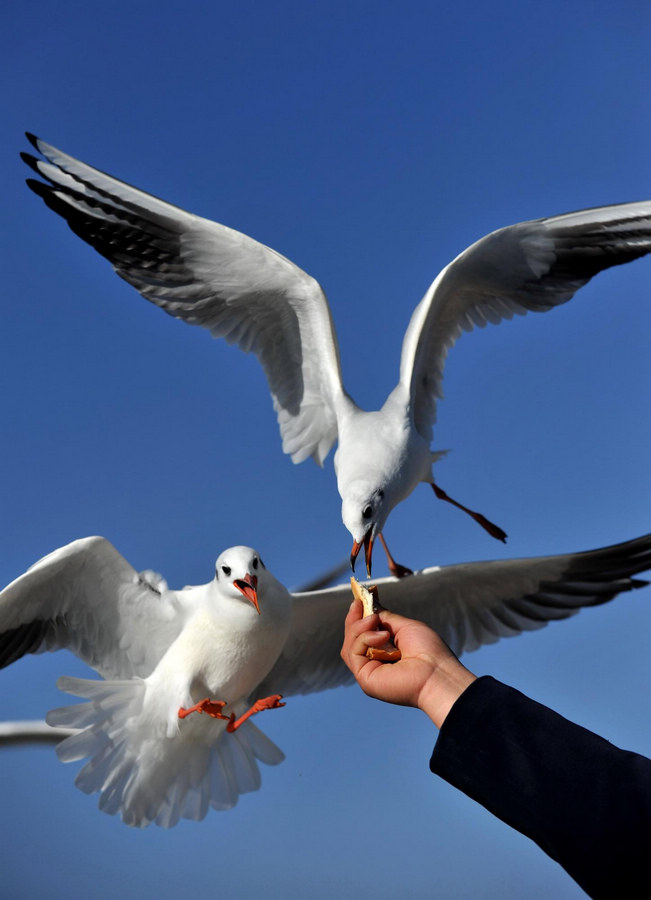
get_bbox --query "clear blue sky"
[1,2,650,897]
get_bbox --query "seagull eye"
[362,505,373,519]
[252,557,258,570]
[221,565,231,576]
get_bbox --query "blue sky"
[1,2,650,897]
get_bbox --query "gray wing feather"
[400,201,651,438]
[258,534,650,698]
[22,135,344,466]
[0,537,183,679]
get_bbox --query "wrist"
[417,659,477,729]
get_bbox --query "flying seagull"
[1,533,649,827]
[21,135,651,576]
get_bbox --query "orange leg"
[431,482,507,542]
[178,698,230,720]
[226,695,285,733]
[378,533,413,578]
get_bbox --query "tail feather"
[96,766,132,815]
[242,719,286,766]
[54,724,111,763]
[220,729,262,794]
[47,702,99,730]
[209,745,240,811]
[47,675,285,827]
[74,738,113,786]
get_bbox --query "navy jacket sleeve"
[430,676,651,899]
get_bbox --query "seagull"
[21,135,651,576]
[1,541,291,827]
[1,533,649,827]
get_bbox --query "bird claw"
[253,694,286,712]
[180,694,286,730]
[226,694,286,732]
[178,697,229,720]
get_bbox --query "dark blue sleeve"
[430,676,651,899]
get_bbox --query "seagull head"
[343,483,388,578]
[214,546,264,614]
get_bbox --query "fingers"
[354,629,393,656]
[341,598,384,675]
[343,595,364,628]
[375,609,413,631]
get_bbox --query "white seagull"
[21,135,651,576]
[1,533,649,827]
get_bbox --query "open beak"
[350,530,374,578]
[234,573,260,614]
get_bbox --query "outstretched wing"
[258,534,651,697]
[399,201,651,439]
[0,537,183,679]
[22,135,346,466]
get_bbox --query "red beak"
[350,531,374,578]
[234,573,260,613]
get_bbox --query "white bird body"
[142,577,291,738]
[1,533,650,827]
[21,135,651,573]
[335,391,433,538]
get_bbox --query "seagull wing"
[0,536,184,679]
[258,534,650,697]
[399,201,651,439]
[22,135,346,466]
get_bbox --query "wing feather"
[258,534,650,697]
[400,201,651,438]
[0,537,183,678]
[22,135,346,466]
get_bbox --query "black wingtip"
[20,152,41,175]
[631,578,650,590]
[25,177,49,198]
[25,132,40,152]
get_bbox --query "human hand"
[341,598,477,728]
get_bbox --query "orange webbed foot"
[251,694,286,713]
[178,698,230,720]
[226,694,286,732]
